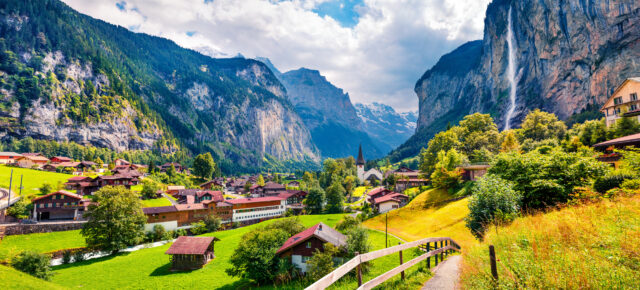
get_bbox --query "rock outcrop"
[393,0,640,161]
[355,102,417,150]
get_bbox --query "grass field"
[0,165,73,197]
[0,230,85,262]
[352,186,369,197]
[0,265,66,290]
[49,214,347,289]
[363,188,476,249]
[460,195,640,289]
[141,197,173,208]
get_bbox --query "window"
[306,242,312,248]
[614,97,623,105]
[302,256,310,263]
[616,108,621,115]
[631,104,638,111]
[632,93,638,101]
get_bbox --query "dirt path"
[421,255,462,290]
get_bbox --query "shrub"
[11,251,52,280]
[203,214,222,233]
[594,173,634,193]
[335,216,360,232]
[264,217,305,236]
[176,229,188,237]
[73,250,85,263]
[61,250,72,264]
[621,179,640,190]
[152,225,166,241]
[307,243,340,281]
[190,221,207,235]
[466,175,521,239]
[226,228,291,283]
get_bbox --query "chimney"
[318,224,323,231]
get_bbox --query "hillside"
[391,0,640,161]
[0,0,319,173]
[0,265,65,290]
[363,188,476,249]
[460,195,640,288]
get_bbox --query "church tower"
[356,144,365,182]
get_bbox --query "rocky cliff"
[355,102,417,150]
[392,0,640,161]
[0,0,319,171]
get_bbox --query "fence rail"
[305,236,461,290]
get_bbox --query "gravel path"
[421,255,462,290]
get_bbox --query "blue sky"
[62,0,491,112]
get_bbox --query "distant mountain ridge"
[257,57,386,159]
[355,102,417,150]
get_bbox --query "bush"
[176,229,188,237]
[190,221,207,235]
[11,251,52,280]
[593,173,634,193]
[226,228,291,283]
[307,243,340,281]
[621,179,640,190]
[466,175,521,239]
[264,217,305,236]
[152,224,166,241]
[203,214,222,233]
[73,250,85,263]
[335,216,360,232]
[61,250,72,264]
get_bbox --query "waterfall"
[504,6,517,131]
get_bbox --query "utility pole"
[7,169,13,205]
[19,174,23,196]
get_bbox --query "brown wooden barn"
[165,236,220,271]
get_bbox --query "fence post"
[489,245,498,282]
[356,252,362,286]
[440,241,444,261]
[426,242,431,268]
[398,242,405,280]
[435,242,439,266]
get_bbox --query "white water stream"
[504,6,518,131]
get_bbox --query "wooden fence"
[305,237,461,290]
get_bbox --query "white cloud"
[62,0,490,112]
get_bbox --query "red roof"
[367,187,390,196]
[32,190,83,202]
[593,132,640,148]
[373,193,409,205]
[225,196,284,204]
[175,203,208,211]
[277,190,307,199]
[276,223,346,255]
[143,206,177,215]
[165,236,219,255]
[52,156,72,162]
[68,176,92,181]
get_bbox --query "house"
[76,161,97,172]
[365,187,394,203]
[114,159,130,166]
[593,132,640,168]
[22,153,44,157]
[458,164,490,181]
[394,177,429,192]
[143,201,232,231]
[32,190,89,221]
[249,184,264,196]
[43,162,80,173]
[372,193,409,213]
[277,190,307,214]
[165,236,220,271]
[226,196,286,225]
[174,189,223,204]
[275,223,346,273]
[200,180,222,190]
[69,170,142,195]
[263,182,286,196]
[0,152,22,164]
[600,78,640,127]
[166,185,186,195]
[287,180,300,188]
[161,162,184,173]
[16,155,49,168]
[64,176,93,190]
[51,156,72,163]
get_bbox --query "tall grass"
[460,195,640,289]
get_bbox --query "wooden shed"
[165,236,220,271]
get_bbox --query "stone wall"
[1,221,86,236]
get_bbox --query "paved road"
[421,255,462,290]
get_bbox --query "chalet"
[249,184,264,196]
[64,176,93,190]
[458,164,490,181]
[69,169,142,195]
[593,132,640,168]
[0,152,22,164]
[174,189,223,204]
[143,201,232,231]
[32,190,89,221]
[22,153,44,157]
[277,190,307,213]
[200,180,222,190]
[16,155,49,168]
[372,193,409,214]
[275,223,346,273]
[51,156,72,163]
[287,180,300,188]
[366,187,394,202]
[43,162,80,172]
[114,159,130,166]
[76,161,97,172]
[263,182,286,196]
[166,236,220,271]
[161,162,184,173]
[600,78,640,127]
[111,166,143,178]
[166,185,186,196]
[226,196,286,225]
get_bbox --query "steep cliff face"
[261,62,385,159]
[394,0,640,161]
[355,102,417,150]
[0,0,319,171]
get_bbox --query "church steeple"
[356,144,365,166]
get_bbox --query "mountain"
[390,0,640,161]
[0,0,319,173]
[355,102,417,150]
[257,57,385,159]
